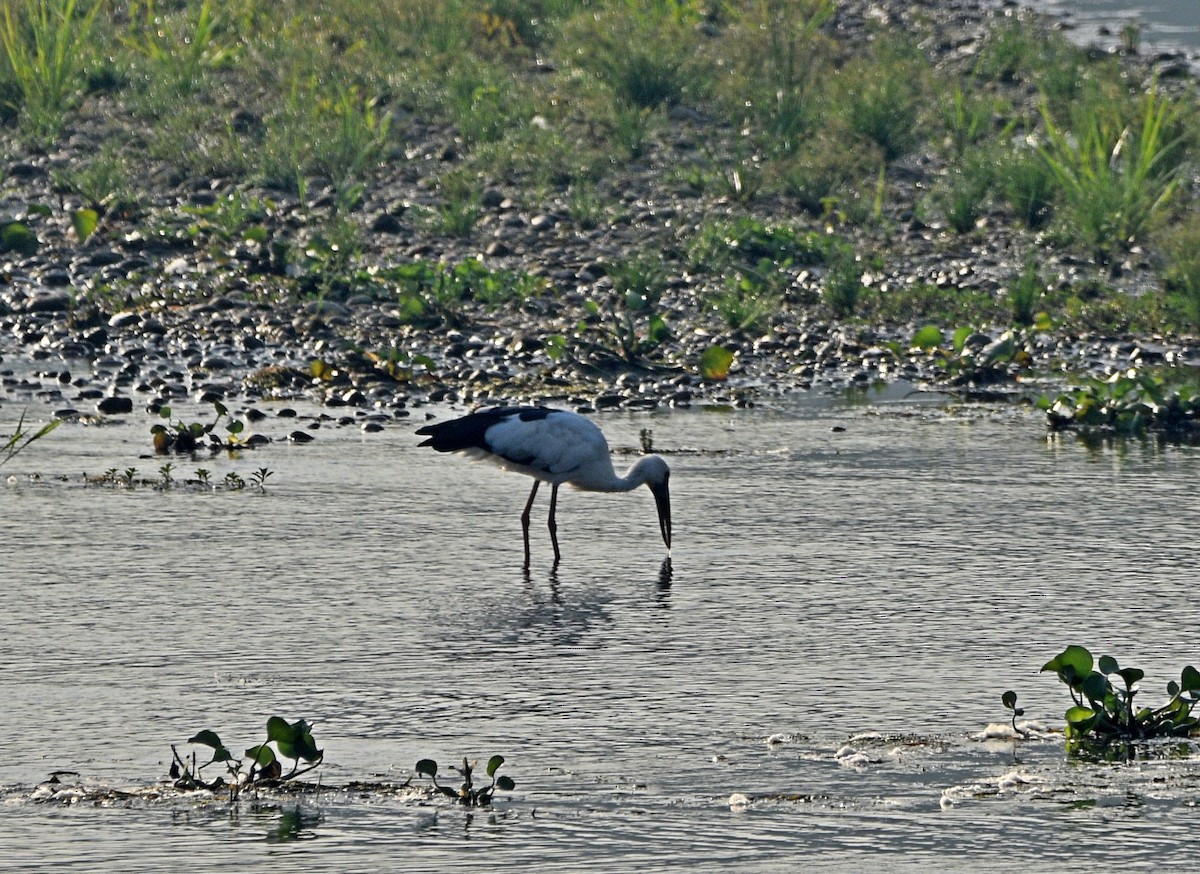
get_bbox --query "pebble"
[96,396,133,414]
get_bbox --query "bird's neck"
[569,456,643,492]
[613,456,660,492]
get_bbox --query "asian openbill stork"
[416,406,671,566]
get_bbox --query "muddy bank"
[1,0,1197,427]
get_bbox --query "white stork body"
[416,406,671,566]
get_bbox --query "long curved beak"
[650,479,671,551]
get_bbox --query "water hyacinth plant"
[415,755,514,807]
[171,716,324,801]
[1041,371,1200,437]
[151,400,245,453]
[1027,646,1200,755]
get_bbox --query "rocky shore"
[1,0,1198,432]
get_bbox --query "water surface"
[1034,0,1200,60]
[2,393,1198,870]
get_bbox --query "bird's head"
[633,455,671,552]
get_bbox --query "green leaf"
[1042,645,1093,685]
[292,731,322,763]
[1081,671,1111,703]
[245,744,277,766]
[416,759,438,778]
[1117,667,1144,688]
[207,745,235,764]
[1065,705,1099,733]
[72,208,99,242]
[1098,655,1119,675]
[951,326,972,353]
[495,775,515,791]
[266,717,321,763]
[543,336,566,362]
[0,221,38,255]
[1001,690,1018,710]
[1181,665,1200,692]
[912,325,943,349]
[266,715,292,744]
[188,730,224,749]
[699,345,734,381]
[1033,311,1053,332]
[160,406,173,419]
[398,294,426,322]
[647,313,670,345]
[226,420,244,435]
[486,755,504,778]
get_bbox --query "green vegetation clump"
[1005,646,1200,759]
[415,755,515,807]
[151,401,245,453]
[371,258,547,327]
[172,716,324,800]
[1041,372,1200,437]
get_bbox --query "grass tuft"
[1,0,99,142]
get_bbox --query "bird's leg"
[548,483,561,565]
[521,480,540,568]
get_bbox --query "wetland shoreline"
[1,0,1199,424]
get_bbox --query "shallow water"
[1035,0,1200,59]
[2,391,1199,871]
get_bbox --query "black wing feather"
[415,406,555,455]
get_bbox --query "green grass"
[1,0,99,142]
[835,41,927,161]
[856,282,1000,328]
[939,86,1002,159]
[706,280,781,334]
[998,144,1057,229]
[1039,87,1187,260]
[124,0,233,94]
[823,249,866,318]
[937,150,996,234]
[51,142,136,211]
[719,0,834,155]
[1160,213,1200,330]
[1008,258,1044,327]
[572,7,701,110]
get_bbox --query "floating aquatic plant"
[1041,371,1200,436]
[1005,646,1200,758]
[151,400,245,453]
[414,755,514,807]
[172,716,324,801]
